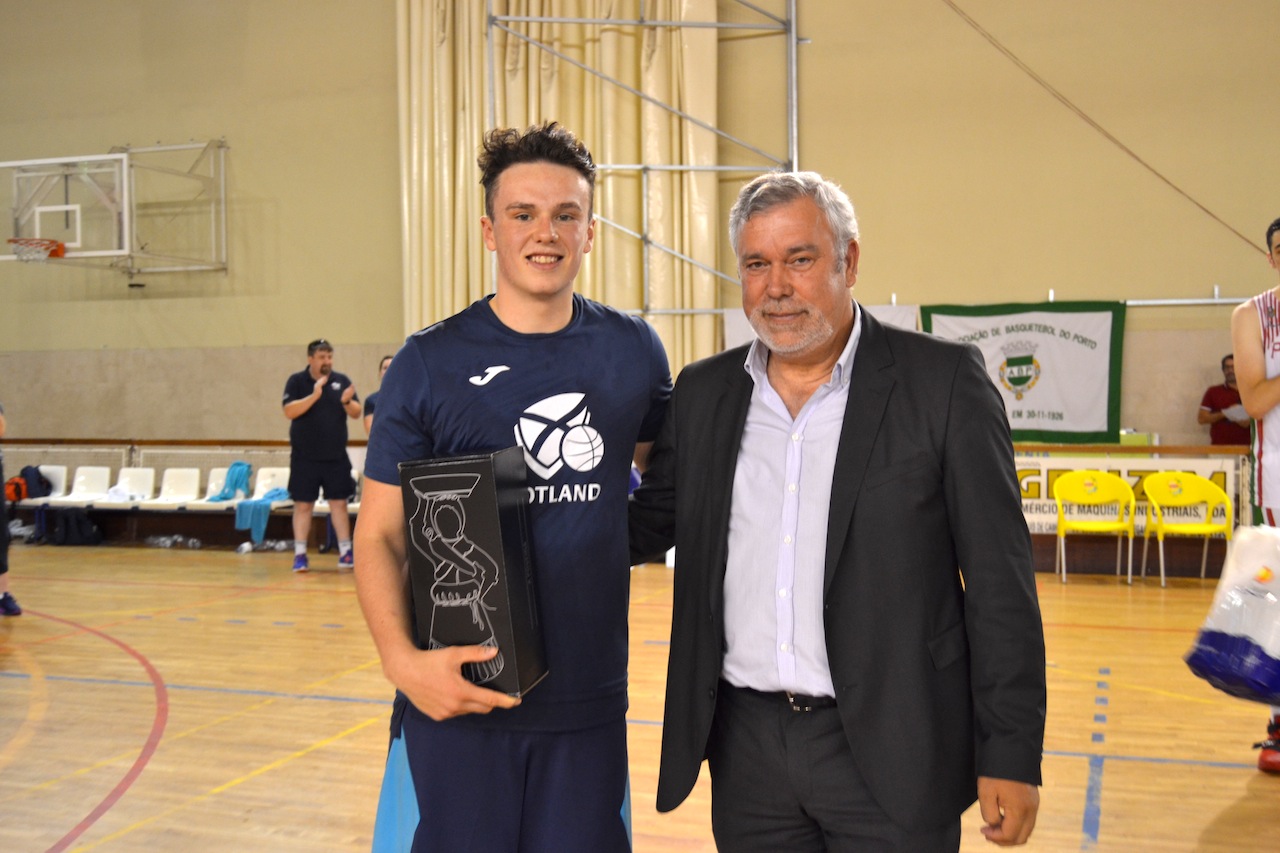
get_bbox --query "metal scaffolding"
[485,1,799,315]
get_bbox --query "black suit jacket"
[630,307,1046,828]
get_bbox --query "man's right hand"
[314,375,327,396]
[387,645,521,720]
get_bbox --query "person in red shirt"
[1199,354,1251,445]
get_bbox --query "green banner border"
[920,301,1126,443]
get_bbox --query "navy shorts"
[377,707,631,852]
[288,458,355,503]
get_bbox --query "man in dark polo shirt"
[282,339,360,571]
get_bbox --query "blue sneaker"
[337,551,354,570]
[292,554,309,573]
[0,592,21,616]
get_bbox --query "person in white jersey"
[1229,215,1280,773]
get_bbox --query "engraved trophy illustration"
[408,473,504,685]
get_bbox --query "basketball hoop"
[7,237,67,262]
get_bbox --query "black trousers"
[707,682,960,853]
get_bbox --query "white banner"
[864,303,919,331]
[921,302,1125,442]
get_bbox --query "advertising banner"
[1016,455,1237,534]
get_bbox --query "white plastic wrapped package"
[1184,525,1280,704]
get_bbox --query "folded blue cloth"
[234,487,290,544]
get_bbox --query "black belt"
[724,681,837,712]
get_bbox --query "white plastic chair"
[138,468,202,510]
[94,467,157,509]
[45,466,112,508]
[184,467,240,512]
[346,469,362,514]
[252,467,293,509]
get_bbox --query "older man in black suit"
[630,171,1045,851]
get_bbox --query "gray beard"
[748,305,835,355]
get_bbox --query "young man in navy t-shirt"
[355,122,671,851]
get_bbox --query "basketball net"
[7,237,67,262]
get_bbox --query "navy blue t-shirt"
[363,390,381,419]
[282,369,357,462]
[366,294,672,731]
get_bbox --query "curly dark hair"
[478,121,596,219]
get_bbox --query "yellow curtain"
[399,0,722,368]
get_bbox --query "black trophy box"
[397,446,547,697]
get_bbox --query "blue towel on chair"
[235,488,290,544]
[210,461,252,502]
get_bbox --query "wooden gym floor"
[0,543,1277,852]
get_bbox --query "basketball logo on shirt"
[514,392,604,479]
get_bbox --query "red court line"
[22,609,170,853]
[6,580,350,653]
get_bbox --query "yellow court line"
[0,657,388,803]
[57,588,359,625]
[0,646,50,774]
[1047,663,1224,705]
[70,712,390,852]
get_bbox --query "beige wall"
[0,343,396,442]
[0,0,402,439]
[0,1,1268,445]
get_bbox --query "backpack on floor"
[51,508,103,546]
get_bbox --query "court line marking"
[0,669,667,729]
[18,572,356,596]
[0,660,388,807]
[67,713,389,851]
[1046,664,1222,705]
[0,671,389,704]
[1042,620,1196,635]
[20,609,170,853]
[3,584,353,653]
[1081,754,1104,850]
[0,646,50,774]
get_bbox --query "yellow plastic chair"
[1140,471,1233,587]
[1052,470,1136,584]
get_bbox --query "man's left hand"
[341,386,356,404]
[977,776,1039,846]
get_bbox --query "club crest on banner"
[999,341,1040,400]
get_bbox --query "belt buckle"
[786,691,809,712]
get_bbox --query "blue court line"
[1082,755,1104,849]
[0,671,390,705]
[0,671,671,726]
[1044,749,1253,770]
[1044,749,1257,852]
[1083,665,1109,848]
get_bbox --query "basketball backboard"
[0,139,227,275]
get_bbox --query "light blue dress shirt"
[721,305,862,698]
